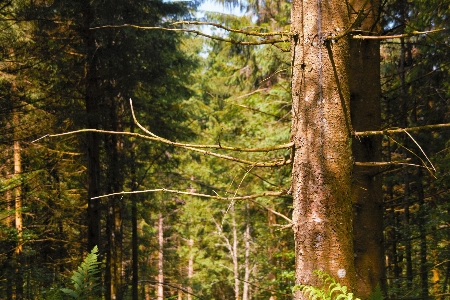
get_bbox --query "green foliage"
[59,246,102,300]
[292,270,360,300]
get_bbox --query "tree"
[290,0,356,297]
[348,0,384,297]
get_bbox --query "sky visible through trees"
[0,0,449,299]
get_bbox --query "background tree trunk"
[157,213,164,300]
[348,0,384,297]
[13,107,23,300]
[290,0,356,297]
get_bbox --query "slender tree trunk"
[82,0,101,255]
[131,121,139,300]
[242,215,251,300]
[348,0,384,296]
[416,169,429,298]
[187,238,194,300]
[290,0,356,297]
[398,0,413,289]
[5,168,13,300]
[157,213,164,300]
[105,97,124,299]
[231,203,240,300]
[267,207,277,300]
[13,107,23,300]
[399,34,414,291]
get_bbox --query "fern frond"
[61,246,101,300]
[293,270,361,300]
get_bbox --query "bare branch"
[91,188,286,201]
[352,28,447,40]
[172,21,290,38]
[354,123,450,136]
[354,161,426,168]
[36,129,293,153]
[37,128,293,167]
[89,24,289,45]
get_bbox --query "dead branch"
[90,24,289,45]
[354,123,450,136]
[352,28,447,40]
[172,21,289,38]
[91,188,285,201]
[35,130,292,167]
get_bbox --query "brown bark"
[348,0,384,297]
[290,0,356,297]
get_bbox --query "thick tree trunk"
[290,0,356,297]
[348,0,384,297]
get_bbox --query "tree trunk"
[187,238,194,300]
[131,121,139,300]
[13,107,23,300]
[242,220,251,300]
[82,0,101,255]
[416,169,429,298]
[231,203,240,300]
[157,213,164,300]
[348,0,384,297]
[290,0,356,297]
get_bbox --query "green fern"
[293,270,361,300]
[368,284,384,300]
[60,246,102,300]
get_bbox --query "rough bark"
[348,0,384,296]
[290,0,356,297]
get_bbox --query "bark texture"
[290,0,356,297]
[348,0,384,296]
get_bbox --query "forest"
[0,0,449,299]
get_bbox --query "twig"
[223,164,255,225]
[403,129,435,172]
